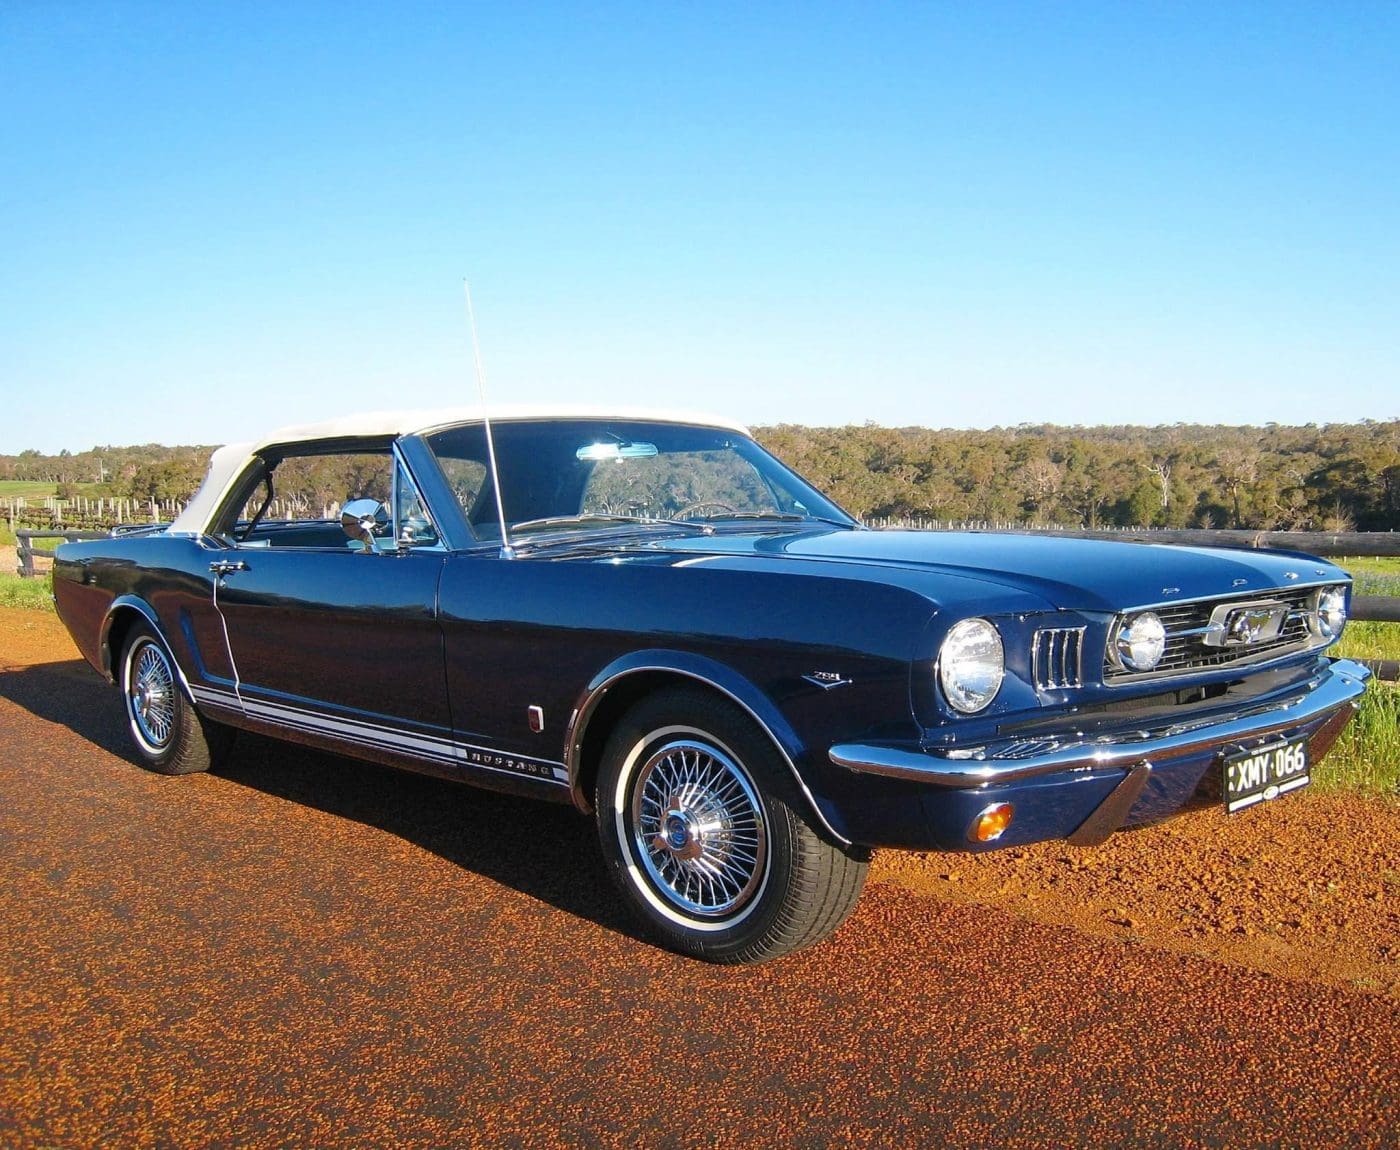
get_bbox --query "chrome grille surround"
[1031,626,1086,690]
[1104,586,1329,684]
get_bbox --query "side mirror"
[341,499,388,551]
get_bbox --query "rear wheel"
[120,623,230,775]
[596,688,868,963]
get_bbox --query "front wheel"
[596,688,868,963]
[120,623,230,775]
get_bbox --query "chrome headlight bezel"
[1313,585,1348,642]
[938,618,1005,715]
[1113,610,1167,673]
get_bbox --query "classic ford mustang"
[53,409,1370,962]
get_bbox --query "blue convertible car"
[53,409,1370,962]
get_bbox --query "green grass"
[1317,563,1399,798]
[0,572,55,611]
[1334,621,1394,664]
[0,480,111,499]
[1314,682,1399,801]
[1337,555,1400,598]
[0,481,54,498]
[1337,556,1400,577]
[4,525,102,552]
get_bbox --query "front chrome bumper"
[829,658,1372,788]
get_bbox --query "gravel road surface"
[1,608,1396,1148]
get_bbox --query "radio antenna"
[464,280,514,558]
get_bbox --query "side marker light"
[971,802,1014,843]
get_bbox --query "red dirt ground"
[3,605,1396,999]
[1,606,1396,1147]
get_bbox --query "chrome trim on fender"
[99,597,196,701]
[829,659,1371,788]
[566,664,851,847]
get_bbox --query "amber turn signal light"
[970,802,1014,843]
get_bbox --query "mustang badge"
[1205,602,1288,648]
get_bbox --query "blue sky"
[2,2,1397,453]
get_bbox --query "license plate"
[1223,736,1310,813]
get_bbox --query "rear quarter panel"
[54,536,235,685]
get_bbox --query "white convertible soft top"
[168,405,752,536]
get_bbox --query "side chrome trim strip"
[830,659,1371,788]
[189,684,241,712]
[194,689,570,785]
[239,696,462,766]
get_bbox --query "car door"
[211,444,455,769]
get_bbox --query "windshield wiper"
[511,514,713,535]
[686,511,857,529]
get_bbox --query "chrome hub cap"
[657,807,709,862]
[129,642,176,750]
[630,739,767,919]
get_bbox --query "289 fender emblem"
[803,671,852,690]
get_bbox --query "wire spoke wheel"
[118,622,226,775]
[630,739,768,919]
[597,688,870,963]
[127,640,177,752]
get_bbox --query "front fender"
[565,648,851,846]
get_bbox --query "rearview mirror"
[576,441,659,462]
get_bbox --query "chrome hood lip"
[595,527,1349,615]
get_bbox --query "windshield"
[424,419,857,542]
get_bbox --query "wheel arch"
[565,650,850,846]
[100,597,195,702]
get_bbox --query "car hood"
[628,528,1346,614]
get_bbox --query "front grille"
[1104,587,1320,684]
[1032,627,1085,690]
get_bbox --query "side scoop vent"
[1032,627,1086,691]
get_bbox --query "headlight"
[939,618,1004,714]
[1115,611,1166,672]
[1315,586,1347,640]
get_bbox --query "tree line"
[1,443,212,506]
[3,419,1398,531]
[761,420,1400,531]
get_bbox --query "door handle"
[210,559,249,577]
